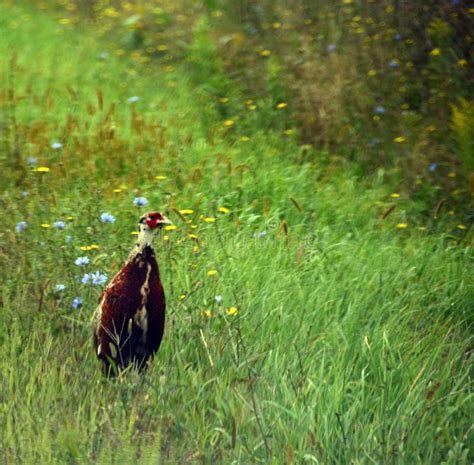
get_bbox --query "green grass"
[0,3,472,464]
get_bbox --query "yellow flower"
[193,246,200,253]
[188,234,198,240]
[218,207,230,214]
[157,44,168,51]
[219,97,229,104]
[113,188,122,193]
[447,172,456,178]
[204,217,216,223]
[260,49,272,57]
[240,136,250,142]
[284,129,295,136]
[368,69,377,77]
[155,175,167,181]
[104,7,119,18]
[203,310,212,318]
[457,224,467,230]
[272,22,281,29]
[430,48,441,57]
[34,167,50,173]
[164,224,178,231]
[394,136,406,143]
[226,306,238,316]
[248,104,257,111]
[178,294,186,300]
[179,209,194,215]
[276,102,287,109]
[90,244,100,250]
[396,223,408,229]
[67,216,74,221]
[130,231,139,235]
[223,119,234,127]
[163,235,169,241]
[457,59,467,67]
[390,193,400,198]
[207,270,218,277]
[190,224,198,230]
[41,223,51,229]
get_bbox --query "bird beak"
[157,216,172,227]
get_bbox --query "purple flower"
[51,142,63,150]
[128,96,140,103]
[374,105,386,114]
[53,221,66,230]
[100,212,116,224]
[16,221,27,233]
[71,297,83,309]
[75,256,90,266]
[133,197,148,207]
[55,284,66,292]
[27,156,38,166]
[326,44,337,52]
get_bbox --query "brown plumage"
[92,211,171,373]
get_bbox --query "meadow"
[0,1,473,464]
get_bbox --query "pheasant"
[93,211,171,373]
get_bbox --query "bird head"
[139,211,172,231]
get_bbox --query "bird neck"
[130,226,155,257]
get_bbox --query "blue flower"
[66,235,72,243]
[128,96,140,103]
[133,197,148,207]
[53,221,66,230]
[100,212,116,224]
[388,60,399,69]
[97,51,109,60]
[16,221,27,233]
[51,142,63,150]
[258,230,268,238]
[429,163,437,172]
[374,105,386,114]
[368,138,381,146]
[326,44,337,52]
[394,34,403,41]
[27,156,38,166]
[215,295,223,304]
[75,256,90,266]
[71,297,83,309]
[21,191,29,198]
[55,284,66,292]
[82,272,107,285]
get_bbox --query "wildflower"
[178,294,186,301]
[71,297,83,309]
[27,156,38,166]
[248,104,257,111]
[368,70,377,77]
[326,44,337,52]
[113,188,122,193]
[100,212,116,224]
[219,97,229,104]
[34,167,50,173]
[284,129,295,136]
[207,270,218,277]
[128,96,140,103]
[457,59,467,67]
[394,34,403,41]
[163,235,169,241]
[203,310,212,318]
[394,136,406,143]
[16,221,27,233]
[276,102,287,109]
[164,224,177,231]
[396,223,408,229]
[204,217,216,223]
[390,193,400,198]
[179,209,194,215]
[155,175,167,181]
[429,163,437,172]
[97,51,109,60]
[75,256,90,266]
[218,207,230,214]
[55,284,66,292]
[133,196,148,206]
[66,235,72,243]
[215,295,223,304]
[223,119,234,127]
[51,142,63,150]
[53,221,66,230]
[447,172,456,178]
[82,272,107,285]
[67,216,74,221]
[240,136,250,142]
[226,307,238,316]
[21,191,29,198]
[430,48,441,57]
[374,105,386,114]
[272,22,281,29]
[259,49,271,57]
[41,224,51,229]
[388,59,399,68]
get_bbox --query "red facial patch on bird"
[145,212,164,229]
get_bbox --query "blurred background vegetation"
[31,0,474,221]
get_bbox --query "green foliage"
[0,2,473,464]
